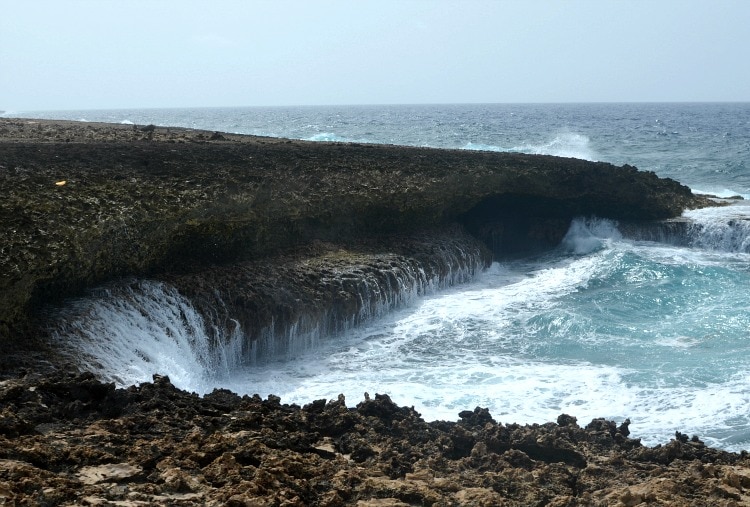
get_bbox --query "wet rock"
[557,413,578,427]
[0,118,713,349]
[145,225,489,361]
[458,406,495,427]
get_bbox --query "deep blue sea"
[6,103,750,450]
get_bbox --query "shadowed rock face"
[0,118,711,348]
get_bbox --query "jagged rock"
[78,463,142,485]
[0,373,747,505]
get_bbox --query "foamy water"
[50,208,750,451]
[15,103,750,451]
[221,212,750,450]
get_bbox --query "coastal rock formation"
[0,119,744,507]
[1,372,748,506]
[0,118,710,348]
[160,226,488,361]
[47,226,490,378]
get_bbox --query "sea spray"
[683,202,750,253]
[463,132,596,161]
[50,229,490,391]
[49,281,217,392]
[561,217,622,255]
[24,102,750,452]
[612,201,750,253]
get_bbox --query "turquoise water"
[13,103,750,450]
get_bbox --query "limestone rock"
[78,463,142,485]
[0,118,713,350]
[1,372,748,505]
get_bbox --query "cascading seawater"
[683,201,750,253]
[49,230,489,394]
[215,212,750,451]
[46,204,750,451]
[49,281,220,393]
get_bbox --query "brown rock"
[0,373,747,505]
[77,462,142,485]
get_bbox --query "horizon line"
[3,100,750,114]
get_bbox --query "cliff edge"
[0,118,710,347]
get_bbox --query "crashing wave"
[462,133,596,161]
[49,231,489,392]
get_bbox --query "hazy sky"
[2,0,749,111]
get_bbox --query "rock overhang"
[0,118,714,347]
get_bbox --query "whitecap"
[462,141,504,152]
[511,132,597,161]
[561,218,622,255]
[305,132,348,142]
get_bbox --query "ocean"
[5,103,750,451]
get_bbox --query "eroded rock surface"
[1,119,737,506]
[1,373,748,506]
[0,118,711,347]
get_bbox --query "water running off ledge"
[597,200,750,254]
[46,206,750,395]
[47,228,490,393]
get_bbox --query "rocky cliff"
[3,119,746,507]
[0,118,710,349]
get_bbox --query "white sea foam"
[462,141,504,152]
[462,133,596,161]
[305,132,347,142]
[53,245,485,391]
[512,133,596,161]
[683,202,750,253]
[51,281,219,393]
[561,217,622,254]
[304,131,378,144]
[223,249,750,450]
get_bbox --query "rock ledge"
[0,118,711,347]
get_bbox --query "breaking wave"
[49,239,487,394]
[463,132,596,161]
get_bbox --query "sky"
[2,0,749,111]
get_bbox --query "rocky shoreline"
[2,372,749,506]
[0,118,710,349]
[2,118,747,505]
